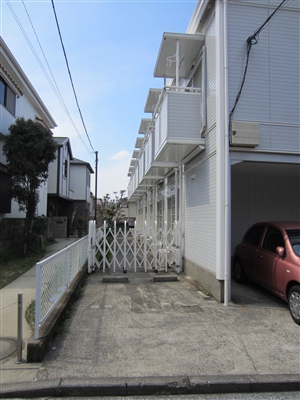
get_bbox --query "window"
[64,160,68,178]
[0,171,12,213]
[245,226,264,246]
[157,200,163,231]
[0,77,16,116]
[262,227,285,254]
[287,229,300,257]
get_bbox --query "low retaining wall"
[0,218,25,254]
[183,257,224,302]
[26,263,87,363]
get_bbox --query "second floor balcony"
[151,85,205,165]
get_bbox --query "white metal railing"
[34,236,88,339]
[88,220,181,274]
[152,85,201,119]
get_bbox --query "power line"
[229,0,288,128]
[5,0,94,159]
[51,0,96,153]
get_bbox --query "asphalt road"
[35,391,300,400]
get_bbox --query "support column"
[176,39,180,87]
[164,176,168,271]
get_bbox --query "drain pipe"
[216,0,231,304]
[223,0,231,305]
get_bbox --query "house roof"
[54,137,73,160]
[71,157,94,173]
[0,37,57,129]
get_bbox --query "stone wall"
[0,218,25,254]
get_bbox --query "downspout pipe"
[216,0,231,304]
[223,0,231,306]
[216,0,225,285]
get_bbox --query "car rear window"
[244,226,264,246]
[287,229,300,257]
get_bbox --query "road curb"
[1,374,299,398]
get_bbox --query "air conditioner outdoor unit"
[230,121,260,147]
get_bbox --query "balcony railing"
[153,86,203,163]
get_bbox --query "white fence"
[34,236,88,339]
[88,220,181,274]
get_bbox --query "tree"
[97,190,127,227]
[3,117,57,254]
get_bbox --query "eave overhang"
[154,32,205,79]
[139,118,154,135]
[144,88,162,113]
[135,137,144,148]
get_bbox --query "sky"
[0,0,198,199]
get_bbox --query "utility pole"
[94,151,98,222]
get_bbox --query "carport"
[231,160,300,255]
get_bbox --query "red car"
[233,221,300,325]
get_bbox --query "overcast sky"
[1,0,197,198]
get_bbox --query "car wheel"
[234,259,247,284]
[288,285,300,326]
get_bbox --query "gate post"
[113,221,116,272]
[164,220,168,272]
[144,220,147,272]
[134,220,137,272]
[152,221,157,272]
[123,221,127,273]
[103,221,107,272]
[88,220,94,274]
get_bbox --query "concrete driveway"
[35,269,299,381]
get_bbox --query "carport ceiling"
[231,162,300,178]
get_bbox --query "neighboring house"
[47,137,94,237]
[0,36,57,219]
[127,0,300,302]
[70,157,94,232]
[48,137,73,220]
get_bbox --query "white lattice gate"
[87,220,181,274]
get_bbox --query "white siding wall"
[0,92,52,218]
[0,106,15,135]
[184,152,217,273]
[16,96,40,123]
[36,181,48,216]
[228,0,300,252]
[206,16,217,130]
[70,165,85,200]
[183,14,217,274]
[48,155,58,194]
[228,1,300,152]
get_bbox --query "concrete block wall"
[0,218,25,254]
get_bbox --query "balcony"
[128,32,207,201]
[152,86,205,164]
